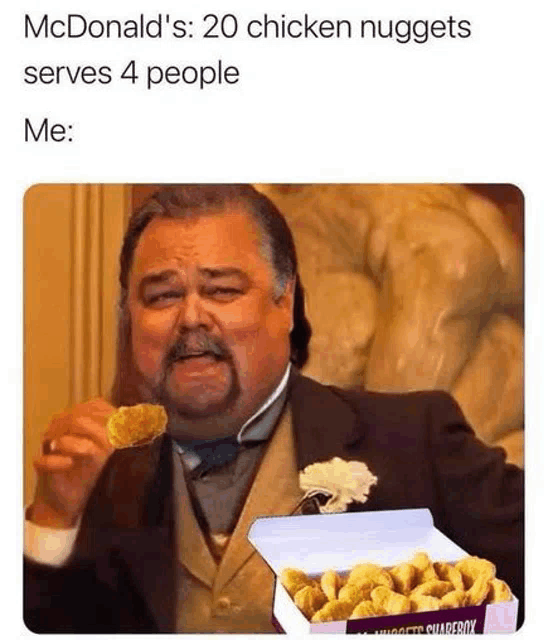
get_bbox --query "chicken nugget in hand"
[106,404,167,448]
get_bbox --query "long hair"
[111,184,312,406]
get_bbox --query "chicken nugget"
[280,568,312,597]
[455,556,496,589]
[384,591,412,615]
[440,590,468,609]
[370,585,394,608]
[107,404,167,448]
[410,552,431,571]
[346,563,380,584]
[347,563,394,589]
[321,569,343,601]
[389,562,417,594]
[410,552,438,583]
[409,594,441,612]
[338,582,372,608]
[486,578,513,604]
[350,600,381,619]
[411,580,454,599]
[311,600,354,622]
[434,562,465,591]
[294,585,328,620]
[466,577,490,606]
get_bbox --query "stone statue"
[257,184,523,467]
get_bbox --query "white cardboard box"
[248,508,518,634]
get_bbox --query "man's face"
[127,209,293,434]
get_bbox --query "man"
[24,185,524,632]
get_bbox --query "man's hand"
[30,398,115,529]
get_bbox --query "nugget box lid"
[248,508,468,575]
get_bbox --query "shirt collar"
[237,362,291,443]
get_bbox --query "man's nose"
[177,293,211,330]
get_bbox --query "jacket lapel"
[84,435,178,632]
[290,372,362,470]
[213,405,302,594]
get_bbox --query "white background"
[5,0,546,637]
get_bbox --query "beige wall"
[24,185,129,502]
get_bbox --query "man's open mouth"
[169,352,227,379]
[166,334,229,369]
[174,351,223,362]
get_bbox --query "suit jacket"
[24,373,524,632]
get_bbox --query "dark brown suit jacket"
[24,374,524,632]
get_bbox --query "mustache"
[165,331,231,367]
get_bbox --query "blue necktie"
[181,436,260,479]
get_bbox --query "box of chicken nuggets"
[248,509,518,634]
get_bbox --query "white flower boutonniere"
[299,457,378,514]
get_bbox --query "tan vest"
[172,407,303,633]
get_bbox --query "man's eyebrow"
[139,270,180,288]
[200,267,249,280]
